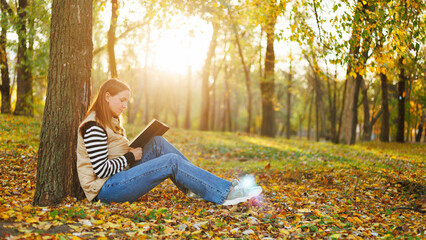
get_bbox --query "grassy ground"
[0,114,425,239]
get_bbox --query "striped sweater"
[80,121,135,178]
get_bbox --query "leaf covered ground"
[0,114,425,239]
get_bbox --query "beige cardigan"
[76,111,131,201]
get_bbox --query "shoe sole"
[222,187,262,206]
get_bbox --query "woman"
[77,79,262,205]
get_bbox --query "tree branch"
[94,20,151,56]
[0,0,14,16]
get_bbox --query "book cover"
[129,119,169,148]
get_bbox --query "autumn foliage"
[0,114,425,239]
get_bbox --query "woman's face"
[106,90,130,117]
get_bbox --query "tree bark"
[199,22,218,131]
[33,0,92,206]
[396,57,406,142]
[307,93,313,140]
[361,78,371,141]
[286,70,292,139]
[326,69,337,142]
[226,7,252,133]
[260,16,277,137]
[143,26,151,125]
[184,65,191,129]
[416,116,424,142]
[224,64,232,131]
[0,1,11,113]
[108,0,118,78]
[14,0,33,116]
[380,72,390,142]
[339,0,373,145]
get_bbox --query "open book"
[129,119,169,148]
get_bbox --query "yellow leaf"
[164,226,174,234]
[69,225,81,231]
[330,233,341,239]
[106,222,121,229]
[279,229,290,235]
[22,205,32,213]
[0,213,10,220]
[353,217,363,223]
[297,208,311,213]
[126,231,137,238]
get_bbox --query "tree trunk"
[396,56,406,142]
[210,72,216,130]
[184,65,191,129]
[14,0,33,116]
[286,70,292,139]
[260,16,277,137]
[224,64,232,131]
[227,7,252,133]
[0,2,11,113]
[33,0,92,206]
[326,70,337,142]
[108,0,118,78]
[380,72,390,142]
[416,117,424,142]
[339,0,373,145]
[199,22,218,131]
[143,26,151,125]
[361,78,371,141]
[307,93,313,140]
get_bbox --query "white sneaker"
[222,183,262,206]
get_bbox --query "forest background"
[0,0,425,238]
[1,0,425,143]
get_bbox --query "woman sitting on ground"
[76,79,262,205]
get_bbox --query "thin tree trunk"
[226,7,252,133]
[34,0,92,206]
[286,69,292,139]
[361,78,372,141]
[184,64,191,129]
[396,56,406,142]
[315,81,319,141]
[199,22,218,131]
[224,65,232,131]
[405,79,413,142]
[260,16,277,137]
[0,1,11,113]
[380,72,390,142]
[14,0,33,116]
[415,113,424,142]
[307,92,313,140]
[143,26,151,125]
[108,0,118,78]
[210,70,216,131]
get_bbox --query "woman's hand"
[130,147,143,161]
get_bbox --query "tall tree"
[260,0,282,137]
[339,0,373,144]
[396,56,406,142]
[0,0,12,113]
[33,0,93,206]
[108,0,118,78]
[14,0,33,116]
[199,22,219,131]
[224,3,253,133]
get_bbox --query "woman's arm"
[81,121,135,178]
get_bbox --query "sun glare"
[100,1,212,76]
[147,18,212,75]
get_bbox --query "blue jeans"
[97,136,232,204]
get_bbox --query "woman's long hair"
[85,79,130,135]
